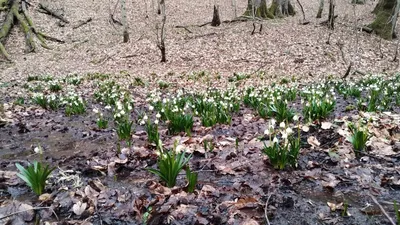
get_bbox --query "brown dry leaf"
[200,185,219,197]
[327,202,343,211]
[307,136,320,147]
[321,122,332,130]
[234,197,259,209]
[241,219,260,225]
[72,201,87,216]
[39,193,52,202]
[321,173,340,189]
[200,134,214,143]
[84,185,99,199]
[0,170,21,185]
[369,137,395,156]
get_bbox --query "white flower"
[270,118,276,126]
[281,131,288,140]
[273,137,279,144]
[105,105,111,110]
[156,113,161,118]
[154,119,159,125]
[143,115,148,121]
[149,105,154,111]
[285,127,293,135]
[34,147,40,154]
[264,129,270,135]
[93,108,99,114]
[127,105,132,111]
[120,110,125,115]
[279,121,285,128]
[140,120,145,125]
[293,115,299,121]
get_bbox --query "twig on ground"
[175,25,193,33]
[264,193,272,225]
[0,206,59,221]
[368,193,396,225]
[73,17,93,29]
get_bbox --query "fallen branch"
[175,25,193,33]
[360,26,373,33]
[73,17,93,29]
[199,22,211,27]
[0,206,59,221]
[342,62,353,79]
[38,3,69,24]
[264,194,272,225]
[368,193,396,225]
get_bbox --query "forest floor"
[1,0,400,224]
[0,0,399,82]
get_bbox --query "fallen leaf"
[72,201,87,216]
[321,122,332,130]
[302,125,310,132]
[327,202,343,211]
[307,136,320,147]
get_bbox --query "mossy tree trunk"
[368,0,399,40]
[0,0,58,61]
[372,0,384,14]
[244,0,274,19]
[269,0,295,17]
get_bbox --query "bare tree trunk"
[157,0,166,62]
[211,5,221,26]
[121,0,129,42]
[316,0,324,18]
[232,0,237,18]
[328,0,335,29]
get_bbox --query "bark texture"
[316,0,324,18]
[244,0,274,19]
[369,0,398,39]
[269,0,295,17]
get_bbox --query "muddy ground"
[0,74,400,225]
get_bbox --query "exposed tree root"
[0,0,63,60]
[38,2,69,24]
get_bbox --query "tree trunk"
[372,0,384,14]
[269,0,295,17]
[328,0,335,29]
[121,0,129,43]
[211,5,221,26]
[157,0,166,62]
[316,0,324,18]
[368,0,398,39]
[244,0,274,19]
